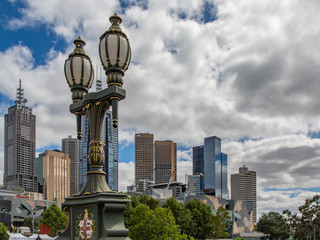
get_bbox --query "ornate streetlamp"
[57,13,131,240]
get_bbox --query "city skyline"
[1,0,320,219]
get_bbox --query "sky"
[1,0,320,219]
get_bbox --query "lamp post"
[57,13,131,240]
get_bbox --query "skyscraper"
[103,110,119,191]
[79,74,119,191]
[43,150,70,204]
[231,165,257,223]
[4,80,38,192]
[79,116,90,191]
[193,145,204,175]
[154,140,177,184]
[62,136,79,195]
[203,136,228,199]
[135,133,154,186]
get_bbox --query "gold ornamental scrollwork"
[88,141,105,166]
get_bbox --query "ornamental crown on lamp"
[64,36,94,101]
[99,13,131,87]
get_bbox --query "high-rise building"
[231,165,257,223]
[62,136,79,195]
[79,116,90,191]
[35,152,45,193]
[135,133,154,186]
[203,136,228,199]
[103,110,119,191]
[154,140,177,184]
[79,75,119,191]
[43,150,70,204]
[4,80,38,192]
[193,145,204,175]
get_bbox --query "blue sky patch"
[0,1,68,66]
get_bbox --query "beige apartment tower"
[135,133,154,186]
[43,150,70,205]
[154,140,177,184]
[231,165,257,223]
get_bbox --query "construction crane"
[166,169,176,190]
[123,172,135,192]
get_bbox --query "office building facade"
[35,152,45,193]
[43,150,70,204]
[203,136,228,199]
[187,175,204,196]
[154,140,177,184]
[4,80,38,192]
[79,116,90,191]
[193,145,204,175]
[62,135,79,195]
[103,110,119,191]
[135,133,154,186]
[231,165,257,223]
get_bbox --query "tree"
[0,222,9,240]
[256,211,290,240]
[283,195,320,240]
[124,194,160,228]
[212,206,231,239]
[164,197,193,235]
[136,194,160,210]
[39,203,68,237]
[128,203,192,240]
[185,198,215,239]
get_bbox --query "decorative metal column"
[57,13,131,240]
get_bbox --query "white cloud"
[119,161,135,192]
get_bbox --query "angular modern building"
[203,136,228,199]
[4,80,38,192]
[154,140,177,185]
[231,165,257,223]
[62,135,79,195]
[43,150,70,205]
[135,133,154,186]
[193,145,204,175]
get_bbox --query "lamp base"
[57,192,130,240]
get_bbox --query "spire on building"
[96,66,102,91]
[15,79,28,105]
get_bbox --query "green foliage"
[164,197,193,235]
[0,222,9,240]
[128,203,192,240]
[124,194,160,228]
[283,195,320,240]
[256,211,290,240]
[185,198,215,239]
[235,237,244,240]
[212,206,231,238]
[39,203,68,237]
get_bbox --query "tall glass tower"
[193,145,204,175]
[203,136,228,199]
[4,80,38,192]
[79,72,119,191]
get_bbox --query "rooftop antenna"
[15,79,28,105]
